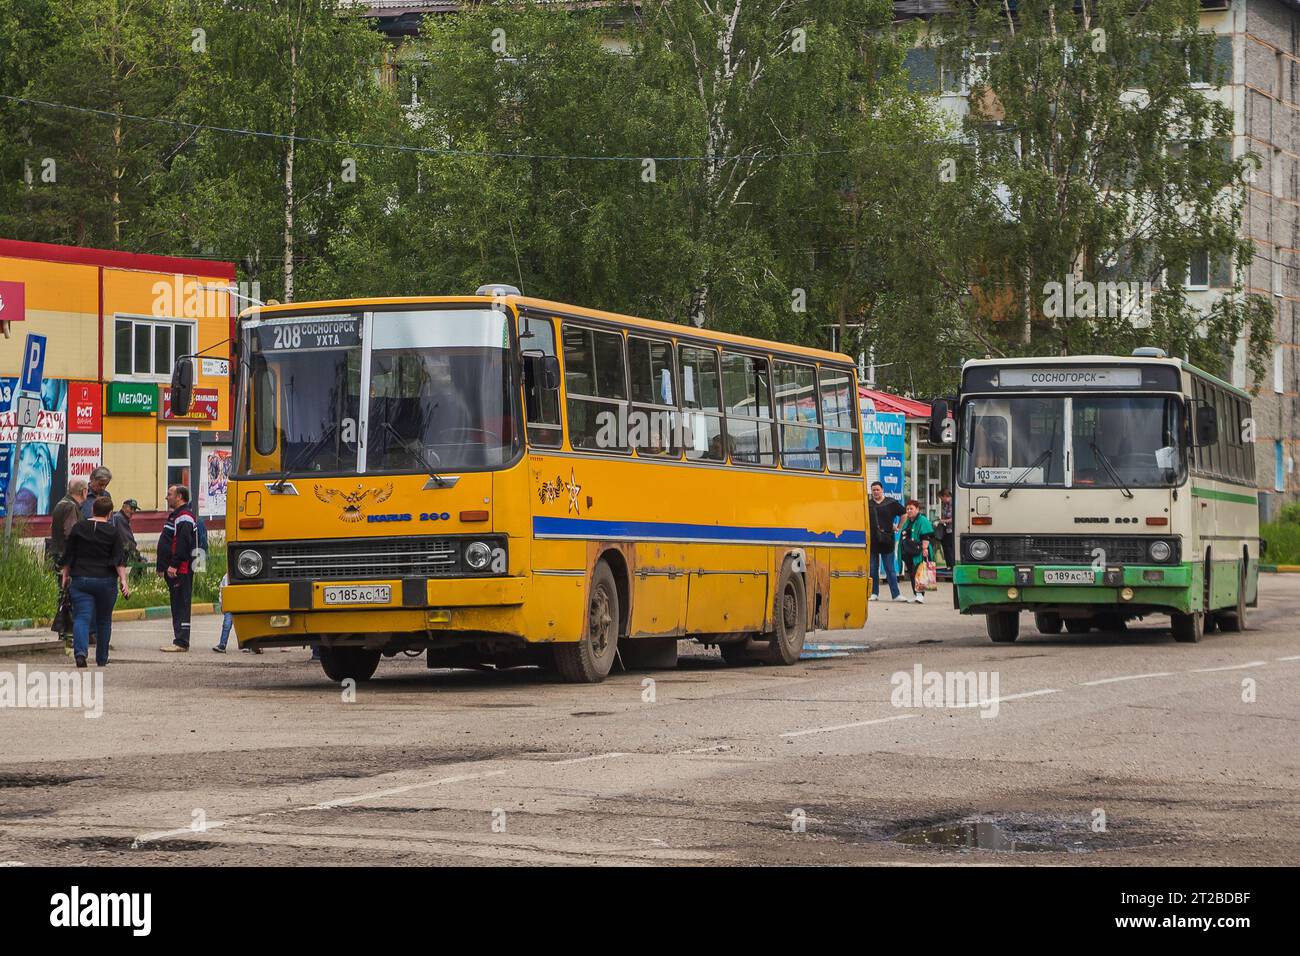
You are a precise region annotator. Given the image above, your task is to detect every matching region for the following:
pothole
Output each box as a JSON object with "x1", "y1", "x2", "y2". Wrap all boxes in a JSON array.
[
  {"x1": 0, "y1": 773, "x2": 95, "y2": 789},
  {"x1": 42, "y1": 836, "x2": 216, "y2": 852},
  {"x1": 894, "y1": 817, "x2": 1092, "y2": 853}
]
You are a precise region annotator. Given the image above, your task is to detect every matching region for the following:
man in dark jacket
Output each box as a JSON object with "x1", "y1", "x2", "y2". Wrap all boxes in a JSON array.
[
  {"x1": 110, "y1": 498, "x2": 140, "y2": 564},
  {"x1": 867, "y1": 481, "x2": 906, "y2": 601},
  {"x1": 158, "y1": 484, "x2": 198, "y2": 652}
]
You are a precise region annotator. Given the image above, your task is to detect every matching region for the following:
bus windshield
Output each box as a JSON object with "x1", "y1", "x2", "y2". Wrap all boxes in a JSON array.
[
  {"x1": 238, "y1": 308, "x2": 516, "y2": 476},
  {"x1": 963, "y1": 394, "x2": 1183, "y2": 488}
]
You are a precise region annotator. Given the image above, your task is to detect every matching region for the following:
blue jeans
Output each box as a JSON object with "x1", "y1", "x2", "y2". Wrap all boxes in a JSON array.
[
  {"x1": 217, "y1": 612, "x2": 234, "y2": 648},
  {"x1": 71, "y1": 576, "x2": 117, "y2": 665},
  {"x1": 870, "y1": 550, "x2": 900, "y2": 599}
]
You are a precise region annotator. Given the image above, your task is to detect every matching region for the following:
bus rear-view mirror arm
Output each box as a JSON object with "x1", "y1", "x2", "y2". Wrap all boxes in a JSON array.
[{"x1": 929, "y1": 397, "x2": 956, "y2": 444}]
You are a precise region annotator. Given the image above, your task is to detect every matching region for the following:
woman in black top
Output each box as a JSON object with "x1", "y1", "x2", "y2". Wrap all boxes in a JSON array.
[{"x1": 59, "y1": 495, "x2": 130, "y2": 667}]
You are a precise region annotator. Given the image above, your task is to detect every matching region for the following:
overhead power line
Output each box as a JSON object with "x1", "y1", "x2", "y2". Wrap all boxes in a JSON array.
[{"x1": 0, "y1": 93, "x2": 851, "y2": 164}]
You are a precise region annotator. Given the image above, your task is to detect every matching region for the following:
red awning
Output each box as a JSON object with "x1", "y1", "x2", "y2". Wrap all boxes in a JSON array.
[{"x1": 859, "y1": 387, "x2": 931, "y2": 419}]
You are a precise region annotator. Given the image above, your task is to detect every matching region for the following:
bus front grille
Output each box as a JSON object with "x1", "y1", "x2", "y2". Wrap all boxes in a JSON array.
[
  {"x1": 979, "y1": 535, "x2": 1155, "y2": 565},
  {"x1": 267, "y1": 537, "x2": 462, "y2": 579}
]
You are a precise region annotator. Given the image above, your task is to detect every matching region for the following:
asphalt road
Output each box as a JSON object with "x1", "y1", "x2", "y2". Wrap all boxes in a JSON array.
[{"x1": 1, "y1": 576, "x2": 1297, "y2": 866}]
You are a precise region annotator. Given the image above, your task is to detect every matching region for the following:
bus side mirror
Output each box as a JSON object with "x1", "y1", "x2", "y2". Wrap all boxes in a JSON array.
[
  {"x1": 929, "y1": 399, "x2": 955, "y2": 444},
  {"x1": 171, "y1": 358, "x2": 195, "y2": 416},
  {"x1": 523, "y1": 352, "x2": 560, "y2": 390},
  {"x1": 1195, "y1": 405, "x2": 1218, "y2": 446}
]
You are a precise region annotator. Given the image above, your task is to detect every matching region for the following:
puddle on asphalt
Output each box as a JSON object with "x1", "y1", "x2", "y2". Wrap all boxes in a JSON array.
[{"x1": 895, "y1": 821, "x2": 1062, "y2": 853}]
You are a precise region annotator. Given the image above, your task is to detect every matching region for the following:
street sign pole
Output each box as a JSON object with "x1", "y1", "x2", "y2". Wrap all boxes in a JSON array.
[{"x1": 3, "y1": 422, "x2": 23, "y2": 540}]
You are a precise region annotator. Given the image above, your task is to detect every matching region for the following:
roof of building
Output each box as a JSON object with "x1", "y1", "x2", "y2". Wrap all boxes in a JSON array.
[
  {"x1": 860, "y1": 386, "x2": 931, "y2": 418},
  {"x1": 0, "y1": 238, "x2": 235, "y2": 280}
]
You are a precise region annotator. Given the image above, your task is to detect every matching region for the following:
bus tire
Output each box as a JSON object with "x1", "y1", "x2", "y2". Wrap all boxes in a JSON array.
[
  {"x1": 1170, "y1": 610, "x2": 1203, "y2": 643},
  {"x1": 554, "y1": 561, "x2": 620, "y2": 683},
  {"x1": 1034, "y1": 612, "x2": 1063, "y2": 635},
  {"x1": 763, "y1": 563, "x2": 807, "y2": 665},
  {"x1": 1064, "y1": 618, "x2": 1091, "y2": 635},
  {"x1": 1217, "y1": 560, "x2": 1249, "y2": 633},
  {"x1": 986, "y1": 611, "x2": 1019, "y2": 643},
  {"x1": 319, "y1": 645, "x2": 381, "y2": 683}
]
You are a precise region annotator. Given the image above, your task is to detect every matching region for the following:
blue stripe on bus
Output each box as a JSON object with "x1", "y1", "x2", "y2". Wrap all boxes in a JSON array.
[{"x1": 532, "y1": 515, "x2": 867, "y2": 546}]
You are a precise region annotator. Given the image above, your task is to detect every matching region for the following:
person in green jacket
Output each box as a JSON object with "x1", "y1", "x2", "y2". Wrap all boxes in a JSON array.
[{"x1": 898, "y1": 499, "x2": 935, "y2": 603}]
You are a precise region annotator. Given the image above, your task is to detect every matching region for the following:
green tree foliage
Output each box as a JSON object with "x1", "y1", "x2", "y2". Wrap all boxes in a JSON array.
[{"x1": 928, "y1": 0, "x2": 1273, "y2": 383}]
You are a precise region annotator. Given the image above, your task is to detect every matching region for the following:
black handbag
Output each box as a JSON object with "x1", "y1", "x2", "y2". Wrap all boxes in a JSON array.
[
  {"x1": 899, "y1": 522, "x2": 922, "y2": 559},
  {"x1": 51, "y1": 585, "x2": 73, "y2": 635}
]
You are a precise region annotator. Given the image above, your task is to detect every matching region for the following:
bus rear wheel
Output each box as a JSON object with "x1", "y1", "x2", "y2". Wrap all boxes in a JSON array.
[
  {"x1": 1034, "y1": 612, "x2": 1063, "y2": 635},
  {"x1": 1170, "y1": 610, "x2": 1203, "y2": 643},
  {"x1": 554, "y1": 561, "x2": 620, "y2": 683},
  {"x1": 763, "y1": 563, "x2": 807, "y2": 665},
  {"x1": 319, "y1": 645, "x2": 381, "y2": 683},
  {"x1": 986, "y1": 611, "x2": 1019, "y2": 643}
]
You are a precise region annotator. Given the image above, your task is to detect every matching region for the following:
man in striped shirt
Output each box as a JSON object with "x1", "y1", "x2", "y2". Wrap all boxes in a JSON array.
[{"x1": 157, "y1": 484, "x2": 197, "y2": 652}]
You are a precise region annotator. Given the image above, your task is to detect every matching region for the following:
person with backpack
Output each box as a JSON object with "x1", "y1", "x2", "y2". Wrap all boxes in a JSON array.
[{"x1": 898, "y1": 499, "x2": 936, "y2": 603}]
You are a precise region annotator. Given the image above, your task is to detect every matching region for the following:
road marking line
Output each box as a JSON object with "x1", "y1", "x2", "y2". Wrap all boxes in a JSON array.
[
  {"x1": 780, "y1": 714, "x2": 916, "y2": 738},
  {"x1": 1277, "y1": 655, "x2": 1300, "y2": 662},
  {"x1": 1189, "y1": 661, "x2": 1268, "y2": 673},
  {"x1": 551, "y1": 752, "x2": 629, "y2": 765},
  {"x1": 132, "y1": 822, "x2": 226, "y2": 848},
  {"x1": 672, "y1": 745, "x2": 732, "y2": 754},
  {"x1": 299, "y1": 769, "x2": 508, "y2": 810},
  {"x1": 1080, "y1": 672, "x2": 1174, "y2": 686},
  {"x1": 983, "y1": 688, "x2": 1060, "y2": 704}
]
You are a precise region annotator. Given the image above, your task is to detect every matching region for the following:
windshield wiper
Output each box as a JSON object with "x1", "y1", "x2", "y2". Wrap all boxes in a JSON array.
[
  {"x1": 380, "y1": 421, "x2": 449, "y2": 488},
  {"x1": 999, "y1": 447, "x2": 1054, "y2": 498},
  {"x1": 1089, "y1": 441, "x2": 1133, "y2": 499},
  {"x1": 271, "y1": 422, "x2": 339, "y2": 492}
]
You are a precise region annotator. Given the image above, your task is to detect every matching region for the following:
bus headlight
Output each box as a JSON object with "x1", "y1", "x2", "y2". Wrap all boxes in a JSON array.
[
  {"x1": 464, "y1": 541, "x2": 492, "y2": 571},
  {"x1": 968, "y1": 539, "x2": 991, "y2": 561},
  {"x1": 236, "y1": 549, "x2": 263, "y2": 578},
  {"x1": 1149, "y1": 540, "x2": 1172, "y2": 562}
]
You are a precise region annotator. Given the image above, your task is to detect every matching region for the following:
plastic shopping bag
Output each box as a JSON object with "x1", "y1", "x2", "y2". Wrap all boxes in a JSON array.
[{"x1": 914, "y1": 561, "x2": 938, "y2": 592}]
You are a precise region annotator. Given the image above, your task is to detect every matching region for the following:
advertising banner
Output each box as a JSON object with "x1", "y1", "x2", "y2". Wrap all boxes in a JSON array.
[
  {"x1": 159, "y1": 386, "x2": 218, "y2": 421},
  {"x1": 200, "y1": 446, "x2": 232, "y2": 518},
  {"x1": 107, "y1": 382, "x2": 157, "y2": 415},
  {"x1": 67, "y1": 433, "x2": 102, "y2": 484},
  {"x1": 0, "y1": 377, "x2": 68, "y2": 517},
  {"x1": 69, "y1": 381, "x2": 103, "y2": 433}
]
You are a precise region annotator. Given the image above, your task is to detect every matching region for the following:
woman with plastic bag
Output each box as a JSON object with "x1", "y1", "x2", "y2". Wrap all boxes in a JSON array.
[{"x1": 898, "y1": 500, "x2": 936, "y2": 604}]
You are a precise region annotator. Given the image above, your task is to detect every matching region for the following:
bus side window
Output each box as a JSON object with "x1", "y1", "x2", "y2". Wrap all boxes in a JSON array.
[
  {"x1": 563, "y1": 324, "x2": 628, "y2": 452},
  {"x1": 678, "y1": 345, "x2": 724, "y2": 461},
  {"x1": 819, "y1": 366, "x2": 860, "y2": 474},
  {"x1": 721, "y1": 351, "x2": 776, "y2": 466},
  {"x1": 521, "y1": 315, "x2": 562, "y2": 448}
]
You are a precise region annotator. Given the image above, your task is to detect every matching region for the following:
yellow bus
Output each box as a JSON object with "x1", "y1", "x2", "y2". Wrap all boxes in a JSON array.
[{"x1": 171, "y1": 287, "x2": 870, "y2": 682}]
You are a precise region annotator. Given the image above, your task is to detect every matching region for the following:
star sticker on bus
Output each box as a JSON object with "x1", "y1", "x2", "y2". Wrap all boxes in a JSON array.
[
  {"x1": 566, "y1": 468, "x2": 582, "y2": 514},
  {"x1": 314, "y1": 482, "x2": 393, "y2": 522}
]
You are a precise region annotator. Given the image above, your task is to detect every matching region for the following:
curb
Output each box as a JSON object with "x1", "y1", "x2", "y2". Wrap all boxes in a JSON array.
[
  {"x1": 0, "y1": 603, "x2": 219, "y2": 634},
  {"x1": 1272, "y1": 564, "x2": 1300, "y2": 573},
  {"x1": 0, "y1": 638, "x2": 62, "y2": 657}
]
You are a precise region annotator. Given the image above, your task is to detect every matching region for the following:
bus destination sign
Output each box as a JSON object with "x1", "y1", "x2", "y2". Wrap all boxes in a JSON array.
[
  {"x1": 258, "y1": 314, "x2": 361, "y2": 352},
  {"x1": 998, "y1": 367, "x2": 1143, "y2": 388}
]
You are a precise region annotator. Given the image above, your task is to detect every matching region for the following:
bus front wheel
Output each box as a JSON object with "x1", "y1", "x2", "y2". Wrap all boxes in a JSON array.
[
  {"x1": 554, "y1": 561, "x2": 621, "y2": 683},
  {"x1": 1217, "y1": 561, "x2": 1249, "y2": 633},
  {"x1": 319, "y1": 645, "x2": 381, "y2": 683},
  {"x1": 1170, "y1": 610, "x2": 1203, "y2": 643},
  {"x1": 986, "y1": 611, "x2": 1019, "y2": 643}
]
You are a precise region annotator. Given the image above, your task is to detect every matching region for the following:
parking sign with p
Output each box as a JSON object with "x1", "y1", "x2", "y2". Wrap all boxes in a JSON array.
[{"x1": 20, "y1": 333, "x2": 46, "y2": 394}]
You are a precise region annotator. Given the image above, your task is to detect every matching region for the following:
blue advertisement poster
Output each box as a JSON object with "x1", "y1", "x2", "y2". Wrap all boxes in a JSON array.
[
  {"x1": 863, "y1": 409, "x2": 906, "y2": 501},
  {"x1": 0, "y1": 376, "x2": 68, "y2": 518}
]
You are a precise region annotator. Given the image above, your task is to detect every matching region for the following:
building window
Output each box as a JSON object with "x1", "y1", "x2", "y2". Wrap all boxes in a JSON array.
[
  {"x1": 115, "y1": 317, "x2": 194, "y2": 380},
  {"x1": 167, "y1": 430, "x2": 192, "y2": 497},
  {"x1": 1276, "y1": 440, "x2": 1286, "y2": 492},
  {"x1": 1184, "y1": 250, "x2": 1210, "y2": 290},
  {"x1": 1276, "y1": 345, "x2": 1285, "y2": 394}
]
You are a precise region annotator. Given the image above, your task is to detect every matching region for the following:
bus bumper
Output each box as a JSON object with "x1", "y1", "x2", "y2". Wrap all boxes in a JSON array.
[
  {"x1": 221, "y1": 576, "x2": 582, "y2": 644},
  {"x1": 953, "y1": 564, "x2": 1195, "y2": 614}
]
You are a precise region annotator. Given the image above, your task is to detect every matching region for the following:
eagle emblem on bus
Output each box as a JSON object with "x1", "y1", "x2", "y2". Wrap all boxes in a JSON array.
[{"x1": 314, "y1": 482, "x2": 394, "y2": 522}]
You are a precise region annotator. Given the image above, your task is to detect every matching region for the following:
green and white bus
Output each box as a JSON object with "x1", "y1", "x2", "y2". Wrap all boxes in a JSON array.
[{"x1": 934, "y1": 349, "x2": 1260, "y2": 644}]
